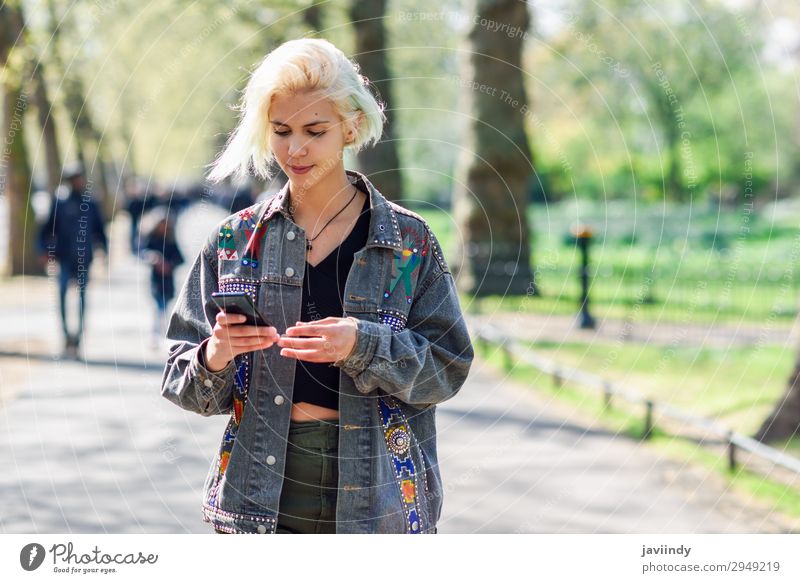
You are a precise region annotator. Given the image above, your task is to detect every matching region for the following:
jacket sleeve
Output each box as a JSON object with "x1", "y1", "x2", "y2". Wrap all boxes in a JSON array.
[
  {"x1": 334, "y1": 259, "x2": 474, "y2": 409},
  {"x1": 160, "y1": 230, "x2": 236, "y2": 416}
]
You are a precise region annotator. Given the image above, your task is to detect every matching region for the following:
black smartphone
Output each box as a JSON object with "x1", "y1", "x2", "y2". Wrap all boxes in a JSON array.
[{"x1": 206, "y1": 292, "x2": 272, "y2": 327}]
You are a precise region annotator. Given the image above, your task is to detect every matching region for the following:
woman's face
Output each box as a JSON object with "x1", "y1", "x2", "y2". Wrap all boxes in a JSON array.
[{"x1": 268, "y1": 91, "x2": 353, "y2": 192}]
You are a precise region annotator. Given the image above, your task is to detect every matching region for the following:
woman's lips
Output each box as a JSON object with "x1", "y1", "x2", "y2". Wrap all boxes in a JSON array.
[{"x1": 288, "y1": 164, "x2": 313, "y2": 174}]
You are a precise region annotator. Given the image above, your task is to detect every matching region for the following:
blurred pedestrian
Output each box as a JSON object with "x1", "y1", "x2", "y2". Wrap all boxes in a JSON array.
[
  {"x1": 139, "y1": 208, "x2": 184, "y2": 348},
  {"x1": 124, "y1": 176, "x2": 155, "y2": 254},
  {"x1": 38, "y1": 162, "x2": 108, "y2": 359}
]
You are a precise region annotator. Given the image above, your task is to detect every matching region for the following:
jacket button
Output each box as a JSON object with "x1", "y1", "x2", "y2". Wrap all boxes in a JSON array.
[
  {"x1": 273, "y1": 395, "x2": 285, "y2": 405},
  {"x1": 266, "y1": 455, "x2": 276, "y2": 465},
  {"x1": 286, "y1": 231, "x2": 296, "y2": 241},
  {"x1": 203, "y1": 379, "x2": 214, "y2": 388},
  {"x1": 284, "y1": 267, "x2": 295, "y2": 277},
  {"x1": 257, "y1": 525, "x2": 267, "y2": 534}
]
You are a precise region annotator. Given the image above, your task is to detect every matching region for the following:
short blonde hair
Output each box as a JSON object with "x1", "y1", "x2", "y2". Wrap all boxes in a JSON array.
[{"x1": 207, "y1": 38, "x2": 386, "y2": 183}]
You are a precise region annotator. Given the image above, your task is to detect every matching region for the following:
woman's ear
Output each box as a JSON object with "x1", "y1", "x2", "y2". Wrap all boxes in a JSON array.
[{"x1": 347, "y1": 111, "x2": 365, "y2": 143}]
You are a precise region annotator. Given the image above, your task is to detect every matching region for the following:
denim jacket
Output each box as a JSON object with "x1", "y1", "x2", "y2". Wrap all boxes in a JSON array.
[{"x1": 161, "y1": 169, "x2": 474, "y2": 534}]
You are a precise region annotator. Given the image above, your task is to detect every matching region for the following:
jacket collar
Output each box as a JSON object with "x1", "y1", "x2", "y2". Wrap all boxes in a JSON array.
[{"x1": 262, "y1": 169, "x2": 403, "y2": 251}]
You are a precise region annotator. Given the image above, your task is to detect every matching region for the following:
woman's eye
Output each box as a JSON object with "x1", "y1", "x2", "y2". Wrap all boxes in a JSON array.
[{"x1": 272, "y1": 130, "x2": 325, "y2": 137}]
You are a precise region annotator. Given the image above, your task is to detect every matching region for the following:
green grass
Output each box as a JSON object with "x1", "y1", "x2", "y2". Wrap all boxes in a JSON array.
[
  {"x1": 516, "y1": 338, "x2": 795, "y2": 436},
  {"x1": 475, "y1": 338, "x2": 800, "y2": 521},
  {"x1": 419, "y1": 202, "x2": 800, "y2": 325}
]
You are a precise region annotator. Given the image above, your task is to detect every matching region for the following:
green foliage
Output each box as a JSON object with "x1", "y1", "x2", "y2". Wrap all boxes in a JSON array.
[
  {"x1": 524, "y1": 339, "x2": 793, "y2": 436},
  {"x1": 531, "y1": 0, "x2": 797, "y2": 202},
  {"x1": 16, "y1": 0, "x2": 800, "y2": 204}
]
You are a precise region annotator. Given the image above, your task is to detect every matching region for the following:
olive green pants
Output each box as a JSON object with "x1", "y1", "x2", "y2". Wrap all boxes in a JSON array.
[{"x1": 215, "y1": 419, "x2": 339, "y2": 534}]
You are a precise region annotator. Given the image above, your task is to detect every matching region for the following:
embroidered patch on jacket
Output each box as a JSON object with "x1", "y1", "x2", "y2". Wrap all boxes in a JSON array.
[
  {"x1": 383, "y1": 230, "x2": 428, "y2": 304},
  {"x1": 208, "y1": 278, "x2": 258, "y2": 507},
  {"x1": 238, "y1": 208, "x2": 267, "y2": 268},
  {"x1": 217, "y1": 279, "x2": 259, "y2": 299},
  {"x1": 378, "y1": 396, "x2": 423, "y2": 534},
  {"x1": 208, "y1": 355, "x2": 251, "y2": 507},
  {"x1": 217, "y1": 222, "x2": 238, "y2": 261},
  {"x1": 377, "y1": 308, "x2": 408, "y2": 333}
]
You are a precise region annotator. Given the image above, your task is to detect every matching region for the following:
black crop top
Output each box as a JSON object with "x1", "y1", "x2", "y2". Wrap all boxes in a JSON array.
[{"x1": 291, "y1": 193, "x2": 370, "y2": 410}]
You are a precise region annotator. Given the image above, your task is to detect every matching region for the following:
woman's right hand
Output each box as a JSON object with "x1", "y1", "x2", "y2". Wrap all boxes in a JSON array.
[{"x1": 204, "y1": 311, "x2": 280, "y2": 372}]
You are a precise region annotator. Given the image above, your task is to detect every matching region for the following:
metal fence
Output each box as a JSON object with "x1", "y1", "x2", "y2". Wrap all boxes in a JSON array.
[{"x1": 474, "y1": 324, "x2": 800, "y2": 478}]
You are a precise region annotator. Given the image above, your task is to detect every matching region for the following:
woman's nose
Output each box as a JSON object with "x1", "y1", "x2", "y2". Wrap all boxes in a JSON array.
[{"x1": 287, "y1": 137, "x2": 308, "y2": 158}]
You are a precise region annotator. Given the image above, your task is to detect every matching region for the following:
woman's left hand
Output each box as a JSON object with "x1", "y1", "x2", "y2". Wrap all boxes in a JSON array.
[{"x1": 277, "y1": 316, "x2": 358, "y2": 363}]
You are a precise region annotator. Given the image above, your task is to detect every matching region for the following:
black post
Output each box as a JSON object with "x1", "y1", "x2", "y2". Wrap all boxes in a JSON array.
[
  {"x1": 603, "y1": 382, "x2": 613, "y2": 409},
  {"x1": 572, "y1": 224, "x2": 596, "y2": 329},
  {"x1": 728, "y1": 432, "x2": 737, "y2": 472},
  {"x1": 642, "y1": 400, "x2": 654, "y2": 440}
]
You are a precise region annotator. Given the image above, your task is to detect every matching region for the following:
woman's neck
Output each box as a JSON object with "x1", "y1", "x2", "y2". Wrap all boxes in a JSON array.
[{"x1": 288, "y1": 168, "x2": 356, "y2": 223}]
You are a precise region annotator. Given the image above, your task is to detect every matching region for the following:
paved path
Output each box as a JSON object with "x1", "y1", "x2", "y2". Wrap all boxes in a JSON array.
[
  {"x1": 436, "y1": 360, "x2": 797, "y2": 533},
  {"x1": 0, "y1": 203, "x2": 797, "y2": 533}
]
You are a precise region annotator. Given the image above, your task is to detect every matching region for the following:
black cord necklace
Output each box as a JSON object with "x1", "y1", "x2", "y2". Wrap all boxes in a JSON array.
[{"x1": 289, "y1": 185, "x2": 359, "y2": 252}]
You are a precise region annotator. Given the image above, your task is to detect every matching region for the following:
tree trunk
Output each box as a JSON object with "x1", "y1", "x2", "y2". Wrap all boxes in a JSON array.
[
  {"x1": 452, "y1": 0, "x2": 534, "y2": 295},
  {"x1": 46, "y1": 0, "x2": 109, "y2": 208},
  {"x1": 349, "y1": 0, "x2": 404, "y2": 201},
  {"x1": 117, "y1": 91, "x2": 136, "y2": 178},
  {"x1": 31, "y1": 63, "x2": 61, "y2": 195},
  {"x1": 303, "y1": 1, "x2": 323, "y2": 31},
  {"x1": 754, "y1": 12, "x2": 800, "y2": 444},
  {"x1": 2, "y1": 89, "x2": 38, "y2": 276},
  {"x1": 0, "y1": 1, "x2": 40, "y2": 276},
  {"x1": 754, "y1": 352, "x2": 800, "y2": 443}
]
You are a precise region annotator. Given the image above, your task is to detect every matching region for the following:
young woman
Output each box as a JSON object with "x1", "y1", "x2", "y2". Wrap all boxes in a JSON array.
[{"x1": 161, "y1": 38, "x2": 473, "y2": 534}]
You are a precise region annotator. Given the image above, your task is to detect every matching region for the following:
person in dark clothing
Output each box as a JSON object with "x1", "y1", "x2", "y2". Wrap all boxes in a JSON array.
[
  {"x1": 38, "y1": 163, "x2": 108, "y2": 359},
  {"x1": 139, "y1": 208, "x2": 184, "y2": 347},
  {"x1": 124, "y1": 176, "x2": 156, "y2": 253}
]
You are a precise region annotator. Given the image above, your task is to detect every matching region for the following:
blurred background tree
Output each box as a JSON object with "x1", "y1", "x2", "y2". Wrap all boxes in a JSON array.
[
  {"x1": 349, "y1": 0, "x2": 404, "y2": 202},
  {"x1": 1, "y1": 0, "x2": 38, "y2": 276},
  {"x1": 534, "y1": 0, "x2": 785, "y2": 203},
  {"x1": 452, "y1": 0, "x2": 535, "y2": 296}
]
